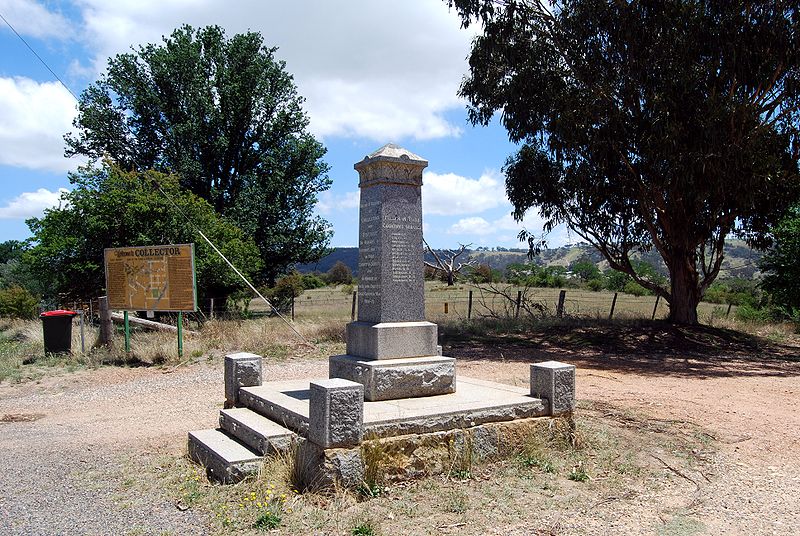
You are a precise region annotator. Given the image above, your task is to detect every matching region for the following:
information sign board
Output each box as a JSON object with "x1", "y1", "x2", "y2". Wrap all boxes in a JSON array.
[{"x1": 104, "y1": 244, "x2": 197, "y2": 312}]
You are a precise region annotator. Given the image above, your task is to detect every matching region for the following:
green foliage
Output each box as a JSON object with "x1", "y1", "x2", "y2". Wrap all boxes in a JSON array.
[
  {"x1": 326, "y1": 261, "x2": 353, "y2": 286},
  {"x1": 704, "y1": 278, "x2": 762, "y2": 307},
  {"x1": 623, "y1": 281, "x2": 650, "y2": 297},
  {"x1": 265, "y1": 272, "x2": 305, "y2": 312},
  {"x1": 761, "y1": 206, "x2": 800, "y2": 318},
  {"x1": 25, "y1": 164, "x2": 261, "y2": 302},
  {"x1": 449, "y1": 0, "x2": 800, "y2": 323},
  {"x1": 0, "y1": 286, "x2": 38, "y2": 319},
  {"x1": 569, "y1": 258, "x2": 600, "y2": 282},
  {"x1": 253, "y1": 511, "x2": 282, "y2": 530},
  {"x1": 351, "y1": 520, "x2": 379, "y2": 536},
  {"x1": 299, "y1": 273, "x2": 326, "y2": 290},
  {"x1": 506, "y1": 262, "x2": 569, "y2": 288},
  {"x1": 66, "y1": 25, "x2": 332, "y2": 283},
  {"x1": 467, "y1": 263, "x2": 495, "y2": 283},
  {"x1": 604, "y1": 270, "x2": 631, "y2": 292}
]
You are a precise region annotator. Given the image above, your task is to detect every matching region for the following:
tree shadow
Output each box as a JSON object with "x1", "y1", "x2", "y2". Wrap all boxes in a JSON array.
[{"x1": 441, "y1": 319, "x2": 800, "y2": 379}]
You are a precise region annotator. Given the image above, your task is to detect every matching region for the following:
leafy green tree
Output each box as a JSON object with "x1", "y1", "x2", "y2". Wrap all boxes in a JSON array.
[
  {"x1": 326, "y1": 261, "x2": 353, "y2": 286},
  {"x1": 568, "y1": 257, "x2": 601, "y2": 282},
  {"x1": 448, "y1": 0, "x2": 800, "y2": 323},
  {"x1": 25, "y1": 164, "x2": 261, "y2": 302},
  {"x1": 65, "y1": 25, "x2": 332, "y2": 283},
  {"x1": 0, "y1": 286, "x2": 39, "y2": 319},
  {"x1": 761, "y1": 206, "x2": 800, "y2": 317}
]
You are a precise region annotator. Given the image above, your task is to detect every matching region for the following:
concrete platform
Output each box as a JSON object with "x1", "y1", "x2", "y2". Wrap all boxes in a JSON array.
[{"x1": 240, "y1": 376, "x2": 547, "y2": 439}]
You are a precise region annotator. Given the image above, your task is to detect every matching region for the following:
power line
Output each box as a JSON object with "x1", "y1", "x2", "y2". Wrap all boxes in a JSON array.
[{"x1": 0, "y1": 10, "x2": 311, "y2": 345}]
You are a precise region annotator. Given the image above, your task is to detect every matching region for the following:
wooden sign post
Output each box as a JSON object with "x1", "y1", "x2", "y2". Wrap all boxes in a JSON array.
[{"x1": 104, "y1": 244, "x2": 197, "y2": 358}]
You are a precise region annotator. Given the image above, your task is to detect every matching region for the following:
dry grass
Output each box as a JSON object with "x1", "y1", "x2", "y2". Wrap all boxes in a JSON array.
[
  {"x1": 118, "y1": 403, "x2": 714, "y2": 535},
  {"x1": 0, "y1": 315, "x2": 346, "y2": 384}
]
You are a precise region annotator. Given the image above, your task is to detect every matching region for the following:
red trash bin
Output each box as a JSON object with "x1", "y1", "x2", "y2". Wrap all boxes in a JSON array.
[{"x1": 40, "y1": 310, "x2": 77, "y2": 353}]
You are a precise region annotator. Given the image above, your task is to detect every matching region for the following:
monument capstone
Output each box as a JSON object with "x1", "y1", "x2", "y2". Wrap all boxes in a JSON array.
[{"x1": 329, "y1": 143, "x2": 456, "y2": 401}]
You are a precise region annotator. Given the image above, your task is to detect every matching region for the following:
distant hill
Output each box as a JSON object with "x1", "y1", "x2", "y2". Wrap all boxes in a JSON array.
[{"x1": 296, "y1": 240, "x2": 763, "y2": 280}]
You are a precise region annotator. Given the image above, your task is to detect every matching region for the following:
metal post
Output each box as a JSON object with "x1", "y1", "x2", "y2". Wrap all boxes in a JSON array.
[
  {"x1": 651, "y1": 295, "x2": 661, "y2": 320},
  {"x1": 98, "y1": 296, "x2": 113, "y2": 347},
  {"x1": 557, "y1": 290, "x2": 566, "y2": 318},
  {"x1": 88, "y1": 299, "x2": 93, "y2": 327},
  {"x1": 79, "y1": 310, "x2": 85, "y2": 354},
  {"x1": 468, "y1": 290, "x2": 473, "y2": 319},
  {"x1": 177, "y1": 311, "x2": 184, "y2": 358},
  {"x1": 123, "y1": 310, "x2": 131, "y2": 354},
  {"x1": 515, "y1": 290, "x2": 522, "y2": 318},
  {"x1": 726, "y1": 303, "x2": 733, "y2": 318},
  {"x1": 291, "y1": 295, "x2": 295, "y2": 321},
  {"x1": 609, "y1": 292, "x2": 618, "y2": 320},
  {"x1": 351, "y1": 291, "x2": 357, "y2": 321}
]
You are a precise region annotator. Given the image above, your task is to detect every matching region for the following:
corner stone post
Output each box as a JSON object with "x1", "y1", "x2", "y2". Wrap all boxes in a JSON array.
[
  {"x1": 530, "y1": 361, "x2": 576, "y2": 416},
  {"x1": 308, "y1": 379, "x2": 364, "y2": 448},
  {"x1": 224, "y1": 352, "x2": 263, "y2": 408}
]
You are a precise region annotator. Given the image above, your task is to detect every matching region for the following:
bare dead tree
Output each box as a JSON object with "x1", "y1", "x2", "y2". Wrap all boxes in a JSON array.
[
  {"x1": 470, "y1": 282, "x2": 550, "y2": 320},
  {"x1": 423, "y1": 239, "x2": 475, "y2": 286}
]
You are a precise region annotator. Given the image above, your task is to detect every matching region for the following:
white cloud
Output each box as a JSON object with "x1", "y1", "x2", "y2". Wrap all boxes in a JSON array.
[
  {"x1": 447, "y1": 216, "x2": 492, "y2": 236},
  {"x1": 0, "y1": 77, "x2": 80, "y2": 172},
  {"x1": 0, "y1": 187, "x2": 69, "y2": 219},
  {"x1": 73, "y1": 0, "x2": 474, "y2": 141},
  {"x1": 423, "y1": 170, "x2": 505, "y2": 216},
  {"x1": 317, "y1": 190, "x2": 359, "y2": 215},
  {"x1": 0, "y1": 0, "x2": 74, "y2": 39}
]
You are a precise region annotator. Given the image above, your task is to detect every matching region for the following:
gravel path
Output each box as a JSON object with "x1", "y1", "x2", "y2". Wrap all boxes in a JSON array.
[{"x1": 1, "y1": 350, "x2": 799, "y2": 535}]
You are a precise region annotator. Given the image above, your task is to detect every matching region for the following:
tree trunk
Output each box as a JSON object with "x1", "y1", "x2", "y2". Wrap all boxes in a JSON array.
[
  {"x1": 668, "y1": 260, "x2": 700, "y2": 324},
  {"x1": 447, "y1": 271, "x2": 455, "y2": 286}
]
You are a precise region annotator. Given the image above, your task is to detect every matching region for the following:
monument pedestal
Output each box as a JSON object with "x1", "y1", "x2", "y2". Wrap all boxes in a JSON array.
[
  {"x1": 345, "y1": 321, "x2": 438, "y2": 360},
  {"x1": 329, "y1": 354, "x2": 455, "y2": 402}
]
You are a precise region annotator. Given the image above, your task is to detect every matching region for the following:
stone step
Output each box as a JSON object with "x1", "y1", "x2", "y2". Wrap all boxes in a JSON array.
[
  {"x1": 239, "y1": 384, "x2": 310, "y2": 435},
  {"x1": 187, "y1": 429, "x2": 262, "y2": 484},
  {"x1": 219, "y1": 407, "x2": 296, "y2": 455}
]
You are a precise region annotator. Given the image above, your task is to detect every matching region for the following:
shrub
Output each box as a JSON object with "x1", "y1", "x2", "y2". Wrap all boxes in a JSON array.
[
  {"x1": 623, "y1": 280, "x2": 650, "y2": 297},
  {"x1": 300, "y1": 273, "x2": 326, "y2": 290},
  {"x1": 326, "y1": 261, "x2": 353, "y2": 286},
  {"x1": 265, "y1": 272, "x2": 305, "y2": 312},
  {"x1": 0, "y1": 286, "x2": 39, "y2": 319}
]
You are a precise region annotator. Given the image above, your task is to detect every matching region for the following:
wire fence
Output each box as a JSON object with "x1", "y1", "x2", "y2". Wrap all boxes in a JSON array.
[{"x1": 281, "y1": 285, "x2": 737, "y2": 323}]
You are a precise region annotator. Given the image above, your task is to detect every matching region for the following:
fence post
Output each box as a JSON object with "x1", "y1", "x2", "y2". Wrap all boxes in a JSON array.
[
  {"x1": 78, "y1": 309, "x2": 85, "y2": 354},
  {"x1": 98, "y1": 296, "x2": 113, "y2": 347},
  {"x1": 726, "y1": 303, "x2": 733, "y2": 318},
  {"x1": 515, "y1": 290, "x2": 522, "y2": 318},
  {"x1": 210, "y1": 298, "x2": 215, "y2": 320},
  {"x1": 467, "y1": 290, "x2": 473, "y2": 320},
  {"x1": 351, "y1": 291, "x2": 357, "y2": 321},
  {"x1": 444, "y1": 302, "x2": 449, "y2": 314},
  {"x1": 651, "y1": 295, "x2": 661, "y2": 320},
  {"x1": 291, "y1": 295, "x2": 295, "y2": 321},
  {"x1": 556, "y1": 290, "x2": 566, "y2": 318},
  {"x1": 609, "y1": 292, "x2": 618, "y2": 320}
]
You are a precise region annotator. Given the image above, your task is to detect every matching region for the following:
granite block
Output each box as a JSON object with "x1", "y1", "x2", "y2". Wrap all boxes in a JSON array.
[
  {"x1": 224, "y1": 352, "x2": 262, "y2": 408},
  {"x1": 530, "y1": 361, "x2": 576, "y2": 415},
  {"x1": 308, "y1": 379, "x2": 364, "y2": 448},
  {"x1": 346, "y1": 321, "x2": 438, "y2": 359},
  {"x1": 329, "y1": 354, "x2": 456, "y2": 401}
]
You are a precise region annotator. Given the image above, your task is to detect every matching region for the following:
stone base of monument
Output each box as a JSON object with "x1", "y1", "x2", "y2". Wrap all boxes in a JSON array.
[
  {"x1": 187, "y1": 354, "x2": 576, "y2": 486},
  {"x1": 329, "y1": 354, "x2": 456, "y2": 401}
]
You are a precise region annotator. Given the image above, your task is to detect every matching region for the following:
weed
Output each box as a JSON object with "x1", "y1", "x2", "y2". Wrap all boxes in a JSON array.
[
  {"x1": 568, "y1": 462, "x2": 590, "y2": 482},
  {"x1": 518, "y1": 453, "x2": 556, "y2": 473},
  {"x1": 445, "y1": 489, "x2": 468, "y2": 514},
  {"x1": 351, "y1": 518, "x2": 379, "y2": 536},
  {"x1": 254, "y1": 510, "x2": 282, "y2": 530},
  {"x1": 359, "y1": 436, "x2": 388, "y2": 498},
  {"x1": 447, "y1": 431, "x2": 474, "y2": 479}
]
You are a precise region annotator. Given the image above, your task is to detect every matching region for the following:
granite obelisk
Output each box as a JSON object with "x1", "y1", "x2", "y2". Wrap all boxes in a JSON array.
[{"x1": 329, "y1": 144, "x2": 456, "y2": 401}]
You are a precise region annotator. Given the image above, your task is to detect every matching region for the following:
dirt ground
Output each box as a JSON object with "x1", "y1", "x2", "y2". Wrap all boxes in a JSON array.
[{"x1": 1, "y1": 322, "x2": 799, "y2": 535}]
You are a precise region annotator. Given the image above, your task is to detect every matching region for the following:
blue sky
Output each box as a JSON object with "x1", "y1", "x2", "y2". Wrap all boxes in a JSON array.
[{"x1": 0, "y1": 0, "x2": 571, "y2": 250}]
